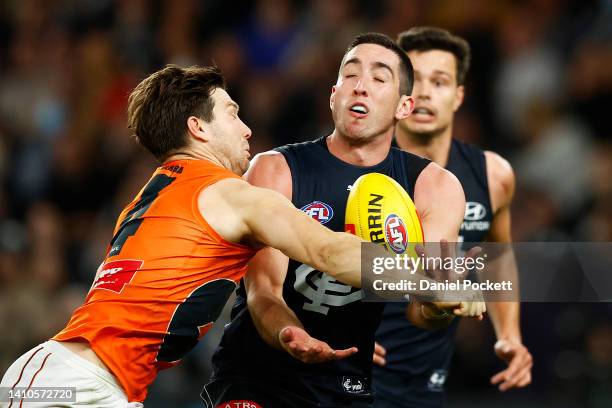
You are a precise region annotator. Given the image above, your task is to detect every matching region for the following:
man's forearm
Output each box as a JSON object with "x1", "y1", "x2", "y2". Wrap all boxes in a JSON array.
[
  {"x1": 247, "y1": 294, "x2": 303, "y2": 350},
  {"x1": 488, "y1": 301, "x2": 521, "y2": 341},
  {"x1": 406, "y1": 301, "x2": 456, "y2": 330}
]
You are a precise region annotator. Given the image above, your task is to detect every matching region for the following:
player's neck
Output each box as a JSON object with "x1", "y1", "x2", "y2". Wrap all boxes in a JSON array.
[
  {"x1": 164, "y1": 149, "x2": 225, "y2": 169},
  {"x1": 395, "y1": 127, "x2": 453, "y2": 167},
  {"x1": 326, "y1": 130, "x2": 392, "y2": 166}
]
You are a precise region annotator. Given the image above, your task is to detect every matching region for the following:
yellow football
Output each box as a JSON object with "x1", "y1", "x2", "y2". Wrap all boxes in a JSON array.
[{"x1": 345, "y1": 173, "x2": 424, "y2": 255}]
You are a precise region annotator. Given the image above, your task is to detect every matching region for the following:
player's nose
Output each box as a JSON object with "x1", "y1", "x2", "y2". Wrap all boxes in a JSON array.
[
  {"x1": 414, "y1": 81, "x2": 430, "y2": 100},
  {"x1": 352, "y1": 80, "x2": 367, "y2": 97},
  {"x1": 240, "y1": 119, "x2": 252, "y2": 139}
]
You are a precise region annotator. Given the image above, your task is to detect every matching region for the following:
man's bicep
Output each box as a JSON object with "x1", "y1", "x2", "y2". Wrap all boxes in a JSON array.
[{"x1": 415, "y1": 163, "x2": 466, "y2": 242}]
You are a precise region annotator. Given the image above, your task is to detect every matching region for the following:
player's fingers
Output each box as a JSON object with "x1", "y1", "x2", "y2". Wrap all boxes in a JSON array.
[
  {"x1": 499, "y1": 364, "x2": 532, "y2": 391},
  {"x1": 453, "y1": 302, "x2": 466, "y2": 316},
  {"x1": 493, "y1": 353, "x2": 528, "y2": 387},
  {"x1": 374, "y1": 342, "x2": 386, "y2": 357},
  {"x1": 516, "y1": 371, "x2": 532, "y2": 388},
  {"x1": 373, "y1": 353, "x2": 386, "y2": 366},
  {"x1": 279, "y1": 327, "x2": 292, "y2": 343},
  {"x1": 465, "y1": 245, "x2": 482, "y2": 260},
  {"x1": 490, "y1": 369, "x2": 506, "y2": 385},
  {"x1": 333, "y1": 347, "x2": 358, "y2": 360},
  {"x1": 440, "y1": 239, "x2": 451, "y2": 265}
]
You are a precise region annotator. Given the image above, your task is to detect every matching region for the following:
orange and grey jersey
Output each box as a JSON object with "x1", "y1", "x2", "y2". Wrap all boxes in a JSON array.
[{"x1": 54, "y1": 159, "x2": 256, "y2": 402}]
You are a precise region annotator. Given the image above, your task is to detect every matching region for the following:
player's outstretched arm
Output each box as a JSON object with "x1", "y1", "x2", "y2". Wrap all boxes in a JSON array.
[
  {"x1": 411, "y1": 163, "x2": 486, "y2": 323},
  {"x1": 244, "y1": 247, "x2": 357, "y2": 362},
  {"x1": 485, "y1": 151, "x2": 532, "y2": 391},
  {"x1": 241, "y1": 153, "x2": 357, "y2": 362}
]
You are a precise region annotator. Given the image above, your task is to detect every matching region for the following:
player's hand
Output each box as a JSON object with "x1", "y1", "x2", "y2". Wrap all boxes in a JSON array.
[
  {"x1": 491, "y1": 338, "x2": 533, "y2": 391},
  {"x1": 278, "y1": 326, "x2": 358, "y2": 364},
  {"x1": 451, "y1": 299, "x2": 486, "y2": 320},
  {"x1": 372, "y1": 341, "x2": 386, "y2": 366},
  {"x1": 422, "y1": 301, "x2": 483, "y2": 320},
  {"x1": 416, "y1": 240, "x2": 486, "y2": 319}
]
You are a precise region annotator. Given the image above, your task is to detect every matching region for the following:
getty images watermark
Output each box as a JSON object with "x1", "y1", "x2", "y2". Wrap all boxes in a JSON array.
[
  {"x1": 361, "y1": 242, "x2": 612, "y2": 302},
  {"x1": 371, "y1": 252, "x2": 513, "y2": 293}
]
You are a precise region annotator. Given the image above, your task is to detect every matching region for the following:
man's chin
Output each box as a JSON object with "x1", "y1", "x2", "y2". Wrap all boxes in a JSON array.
[{"x1": 403, "y1": 123, "x2": 444, "y2": 139}]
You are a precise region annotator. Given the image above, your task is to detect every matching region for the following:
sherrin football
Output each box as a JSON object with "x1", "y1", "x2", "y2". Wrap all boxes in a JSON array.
[{"x1": 345, "y1": 173, "x2": 424, "y2": 256}]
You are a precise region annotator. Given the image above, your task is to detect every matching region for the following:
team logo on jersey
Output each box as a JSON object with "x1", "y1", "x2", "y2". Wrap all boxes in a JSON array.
[
  {"x1": 294, "y1": 264, "x2": 362, "y2": 315},
  {"x1": 300, "y1": 201, "x2": 334, "y2": 224},
  {"x1": 384, "y1": 214, "x2": 408, "y2": 254},
  {"x1": 92, "y1": 259, "x2": 143, "y2": 294},
  {"x1": 341, "y1": 377, "x2": 367, "y2": 394},
  {"x1": 461, "y1": 202, "x2": 490, "y2": 232},
  {"x1": 465, "y1": 201, "x2": 487, "y2": 221},
  {"x1": 216, "y1": 401, "x2": 262, "y2": 408},
  {"x1": 427, "y1": 369, "x2": 448, "y2": 392}
]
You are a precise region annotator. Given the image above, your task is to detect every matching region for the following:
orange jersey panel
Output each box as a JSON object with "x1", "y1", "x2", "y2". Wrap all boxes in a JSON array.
[{"x1": 53, "y1": 159, "x2": 256, "y2": 402}]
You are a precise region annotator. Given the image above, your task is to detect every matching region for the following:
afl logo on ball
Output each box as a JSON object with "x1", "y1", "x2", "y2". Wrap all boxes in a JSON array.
[
  {"x1": 384, "y1": 214, "x2": 408, "y2": 254},
  {"x1": 301, "y1": 201, "x2": 334, "y2": 224}
]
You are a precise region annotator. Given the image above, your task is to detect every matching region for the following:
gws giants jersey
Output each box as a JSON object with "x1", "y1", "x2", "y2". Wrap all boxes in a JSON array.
[{"x1": 54, "y1": 159, "x2": 256, "y2": 402}]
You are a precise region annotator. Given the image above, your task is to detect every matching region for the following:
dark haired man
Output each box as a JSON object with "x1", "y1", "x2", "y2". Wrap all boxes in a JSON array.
[
  {"x1": 372, "y1": 27, "x2": 533, "y2": 408},
  {"x1": 0, "y1": 64, "x2": 422, "y2": 407},
  {"x1": 205, "y1": 33, "x2": 483, "y2": 408}
]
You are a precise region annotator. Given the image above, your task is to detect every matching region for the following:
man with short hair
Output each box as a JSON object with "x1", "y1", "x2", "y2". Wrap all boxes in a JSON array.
[
  {"x1": 372, "y1": 27, "x2": 533, "y2": 408},
  {"x1": 1, "y1": 64, "x2": 409, "y2": 407},
  {"x1": 205, "y1": 33, "x2": 483, "y2": 408}
]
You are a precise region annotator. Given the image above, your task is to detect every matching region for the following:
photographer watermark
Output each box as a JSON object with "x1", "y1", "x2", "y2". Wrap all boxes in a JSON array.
[{"x1": 361, "y1": 242, "x2": 612, "y2": 302}]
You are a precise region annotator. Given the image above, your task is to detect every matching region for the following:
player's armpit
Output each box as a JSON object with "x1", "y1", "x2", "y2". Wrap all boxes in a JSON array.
[{"x1": 243, "y1": 151, "x2": 292, "y2": 199}]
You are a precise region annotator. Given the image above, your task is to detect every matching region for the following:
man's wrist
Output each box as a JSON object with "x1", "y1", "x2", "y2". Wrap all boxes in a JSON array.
[{"x1": 421, "y1": 303, "x2": 453, "y2": 320}]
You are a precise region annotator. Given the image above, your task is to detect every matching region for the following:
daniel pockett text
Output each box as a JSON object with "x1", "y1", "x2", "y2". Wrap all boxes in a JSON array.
[{"x1": 371, "y1": 253, "x2": 512, "y2": 292}]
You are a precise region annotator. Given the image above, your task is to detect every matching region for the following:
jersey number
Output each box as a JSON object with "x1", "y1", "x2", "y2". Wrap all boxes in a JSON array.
[{"x1": 108, "y1": 174, "x2": 176, "y2": 256}]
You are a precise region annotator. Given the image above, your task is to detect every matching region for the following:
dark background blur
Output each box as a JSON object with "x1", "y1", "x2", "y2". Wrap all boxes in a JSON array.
[{"x1": 0, "y1": 0, "x2": 610, "y2": 407}]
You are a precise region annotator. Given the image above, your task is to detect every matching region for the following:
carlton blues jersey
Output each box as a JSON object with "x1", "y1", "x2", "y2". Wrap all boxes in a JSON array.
[
  {"x1": 373, "y1": 139, "x2": 493, "y2": 407},
  {"x1": 212, "y1": 136, "x2": 430, "y2": 405},
  {"x1": 54, "y1": 159, "x2": 256, "y2": 402}
]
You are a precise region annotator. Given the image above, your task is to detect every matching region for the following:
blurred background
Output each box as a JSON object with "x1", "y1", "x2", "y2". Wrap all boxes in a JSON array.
[{"x1": 0, "y1": 0, "x2": 610, "y2": 406}]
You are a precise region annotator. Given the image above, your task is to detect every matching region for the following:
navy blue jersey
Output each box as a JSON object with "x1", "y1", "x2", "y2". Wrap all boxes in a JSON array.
[
  {"x1": 211, "y1": 136, "x2": 430, "y2": 406},
  {"x1": 373, "y1": 139, "x2": 493, "y2": 407}
]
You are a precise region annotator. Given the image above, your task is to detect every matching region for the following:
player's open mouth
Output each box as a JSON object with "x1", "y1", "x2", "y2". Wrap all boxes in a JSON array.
[
  {"x1": 412, "y1": 107, "x2": 435, "y2": 120},
  {"x1": 349, "y1": 103, "x2": 369, "y2": 117}
]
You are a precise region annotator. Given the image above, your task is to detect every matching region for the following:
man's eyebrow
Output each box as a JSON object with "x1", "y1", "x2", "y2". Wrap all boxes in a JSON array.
[
  {"x1": 226, "y1": 101, "x2": 239, "y2": 112},
  {"x1": 343, "y1": 58, "x2": 394, "y2": 77},
  {"x1": 343, "y1": 57, "x2": 361, "y2": 68},
  {"x1": 372, "y1": 61, "x2": 394, "y2": 77},
  {"x1": 415, "y1": 69, "x2": 452, "y2": 78}
]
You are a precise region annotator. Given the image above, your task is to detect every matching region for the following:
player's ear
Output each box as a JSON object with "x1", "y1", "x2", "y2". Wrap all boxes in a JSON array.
[
  {"x1": 453, "y1": 85, "x2": 465, "y2": 112},
  {"x1": 329, "y1": 86, "x2": 336, "y2": 110},
  {"x1": 396, "y1": 95, "x2": 414, "y2": 120},
  {"x1": 187, "y1": 116, "x2": 209, "y2": 142}
]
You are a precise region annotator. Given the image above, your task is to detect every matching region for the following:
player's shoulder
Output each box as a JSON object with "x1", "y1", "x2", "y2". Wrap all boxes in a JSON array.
[
  {"x1": 419, "y1": 160, "x2": 462, "y2": 192},
  {"x1": 245, "y1": 150, "x2": 292, "y2": 196},
  {"x1": 390, "y1": 144, "x2": 429, "y2": 162},
  {"x1": 484, "y1": 151, "x2": 515, "y2": 191},
  {"x1": 274, "y1": 137, "x2": 325, "y2": 156},
  {"x1": 450, "y1": 137, "x2": 487, "y2": 160}
]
